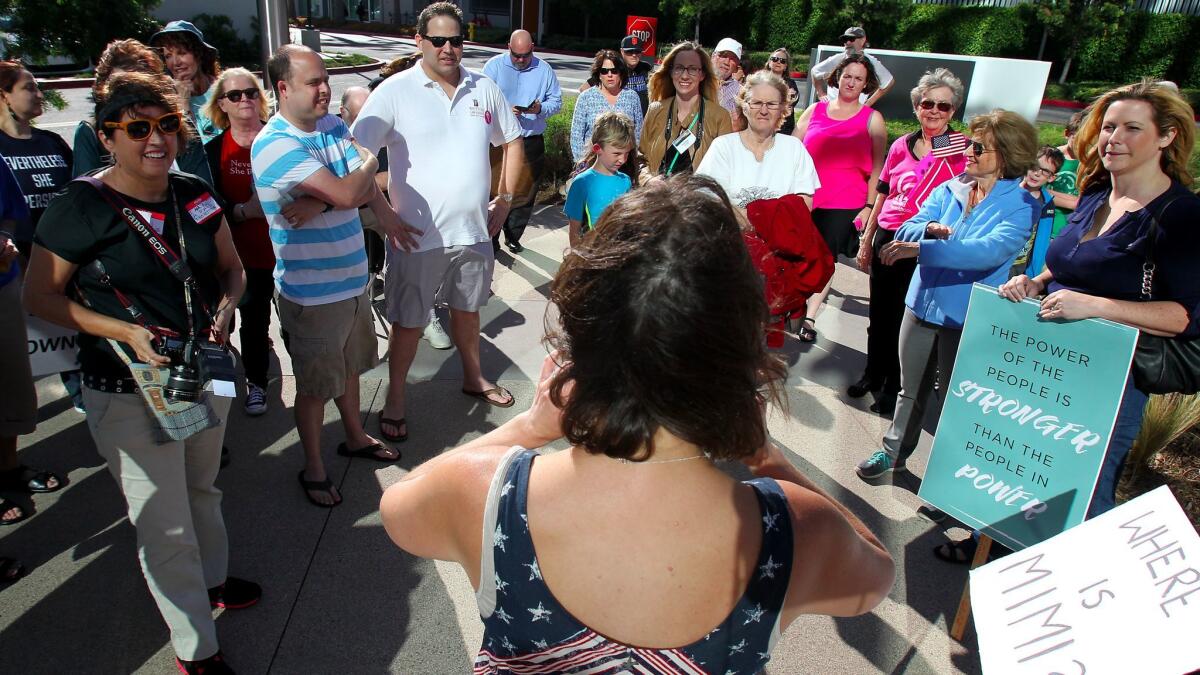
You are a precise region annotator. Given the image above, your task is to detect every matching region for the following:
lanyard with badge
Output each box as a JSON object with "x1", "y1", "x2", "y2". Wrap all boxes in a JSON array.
[{"x1": 660, "y1": 96, "x2": 705, "y2": 177}]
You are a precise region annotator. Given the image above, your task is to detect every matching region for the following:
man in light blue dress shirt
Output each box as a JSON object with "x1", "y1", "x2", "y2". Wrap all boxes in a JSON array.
[{"x1": 482, "y1": 30, "x2": 562, "y2": 254}]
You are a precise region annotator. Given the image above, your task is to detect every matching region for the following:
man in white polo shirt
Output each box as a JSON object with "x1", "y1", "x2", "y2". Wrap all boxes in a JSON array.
[{"x1": 351, "y1": 1, "x2": 524, "y2": 443}]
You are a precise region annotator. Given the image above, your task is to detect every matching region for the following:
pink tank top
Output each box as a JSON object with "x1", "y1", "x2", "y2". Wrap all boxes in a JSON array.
[{"x1": 803, "y1": 101, "x2": 874, "y2": 209}]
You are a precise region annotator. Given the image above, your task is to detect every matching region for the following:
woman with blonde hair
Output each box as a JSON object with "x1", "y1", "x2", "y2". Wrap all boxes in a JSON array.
[
  {"x1": 639, "y1": 41, "x2": 732, "y2": 180},
  {"x1": 1000, "y1": 81, "x2": 1200, "y2": 522},
  {"x1": 764, "y1": 47, "x2": 799, "y2": 135},
  {"x1": 202, "y1": 68, "x2": 279, "y2": 417}
]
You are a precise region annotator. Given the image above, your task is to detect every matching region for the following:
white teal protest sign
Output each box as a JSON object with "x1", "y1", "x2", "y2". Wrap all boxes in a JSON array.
[
  {"x1": 971, "y1": 486, "x2": 1200, "y2": 675},
  {"x1": 918, "y1": 284, "x2": 1137, "y2": 550}
]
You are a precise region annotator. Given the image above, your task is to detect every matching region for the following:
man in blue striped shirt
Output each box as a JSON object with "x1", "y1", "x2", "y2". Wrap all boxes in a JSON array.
[{"x1": 252, "y1": 44, "x2": 419, "y2": 507}]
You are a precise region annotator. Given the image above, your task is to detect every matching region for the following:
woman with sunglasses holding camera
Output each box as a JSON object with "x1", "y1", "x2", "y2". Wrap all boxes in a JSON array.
[
  {"x1": 851, "y1": 69, "x2": 968, "y2": 416},
  {"x1": 203, "y1": 68, "x2": 281, "y2": 418},
  {"x1": 24, "y1": 72, "x2": 255, "y2": 675}
]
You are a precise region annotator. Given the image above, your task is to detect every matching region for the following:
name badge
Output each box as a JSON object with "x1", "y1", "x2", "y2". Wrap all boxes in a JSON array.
[
  {"x1": 186, "y1": 193, "x2": 222, "y2": 225},
  {"x1": 672, "y1": 129, "x2": 697, "y2": 154}
]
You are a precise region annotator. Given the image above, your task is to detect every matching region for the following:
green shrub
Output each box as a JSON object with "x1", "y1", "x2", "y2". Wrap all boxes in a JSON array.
[{"x1": 544, "y1": 96, "x2": 576, "y2": 184}]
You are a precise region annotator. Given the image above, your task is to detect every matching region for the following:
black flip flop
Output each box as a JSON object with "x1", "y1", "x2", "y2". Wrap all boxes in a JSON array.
[
  {"x1": 336, "y1": 441, "x2": 400, "y2": 463},
  {"x1": 0, "y1": 556, "x2": 25, "y2": 584},
  {"x1": 0, "y1": 465, "x2": 66, "y2": 494},
  {"x1": 0, "y1": 498, "x2": 29, "y2": 527},
  {"x1": 297, "y1": 470, "x2": 342, "y2": 508},
  {"x1": 379, "y1": 416, "x2": 408, "y2": 443}
]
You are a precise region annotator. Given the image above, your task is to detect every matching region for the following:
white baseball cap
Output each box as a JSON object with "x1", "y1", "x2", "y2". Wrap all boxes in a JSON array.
[{"x1": 713, "y1": 37, "x2": 742, "y2": 59}]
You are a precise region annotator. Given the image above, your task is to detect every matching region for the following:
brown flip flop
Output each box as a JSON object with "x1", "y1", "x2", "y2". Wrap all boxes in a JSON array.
[{"x1": 462, "y1": 386, "x2": 515, "y2": 408}]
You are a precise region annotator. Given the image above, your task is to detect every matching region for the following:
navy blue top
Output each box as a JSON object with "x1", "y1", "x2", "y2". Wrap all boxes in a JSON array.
[
  {"x1": 1045, "y1": 181, "x2": 1200, "y2": 337},
  {"x1": 476, "y1": 450, "x2": 794, "y2": 675}
]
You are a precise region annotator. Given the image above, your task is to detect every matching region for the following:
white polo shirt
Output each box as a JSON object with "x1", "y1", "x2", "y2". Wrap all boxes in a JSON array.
[{"x1": 351, "y1": 64, "x2": 521, "y2": 252}]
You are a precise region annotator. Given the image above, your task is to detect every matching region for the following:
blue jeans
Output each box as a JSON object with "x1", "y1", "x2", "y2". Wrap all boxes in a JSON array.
[{"x1": 1085, "y1": 376, "x2": 1149, "y2": 519}]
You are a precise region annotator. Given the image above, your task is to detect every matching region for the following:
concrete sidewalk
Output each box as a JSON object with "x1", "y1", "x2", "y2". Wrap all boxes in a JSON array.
[{"x1": 0, "y1": 205, "x2": 981, "y2": 674}]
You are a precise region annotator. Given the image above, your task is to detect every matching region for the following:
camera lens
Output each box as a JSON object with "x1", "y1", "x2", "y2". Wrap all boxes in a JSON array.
[{"x1": 164, "y1": 364, "x2": 202, "y2": 403}]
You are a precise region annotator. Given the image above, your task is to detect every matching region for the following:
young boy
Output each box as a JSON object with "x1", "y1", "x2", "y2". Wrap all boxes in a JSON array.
[
  {"x1": 1011, "y1": 145, "x2": 1066, "y2": 278},
  {"x1": 1047, "y1": 111, "x2": 1083, "y2": 237},
  {"x1": 564, "y1": 112, "x2": 635, "y2": 248}
]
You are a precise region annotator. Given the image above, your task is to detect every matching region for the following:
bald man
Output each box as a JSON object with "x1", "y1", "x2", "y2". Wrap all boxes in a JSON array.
[{"x1": 482, "y1": 29, "x2": 561, "y2": 254}]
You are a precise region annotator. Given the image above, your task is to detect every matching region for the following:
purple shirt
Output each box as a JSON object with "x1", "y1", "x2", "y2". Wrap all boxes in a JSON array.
[{"x1": 1045, "y1": 181, "x2": 1200, "y2": 337}]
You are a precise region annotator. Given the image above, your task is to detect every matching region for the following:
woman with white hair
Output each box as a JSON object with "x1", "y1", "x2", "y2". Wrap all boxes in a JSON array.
[
  {"x1": 696, "y1": 71, "x2": 819, "y2": 210},
  {"x1": 850, "y1": 68, "x2": 968, "y2": 416}
]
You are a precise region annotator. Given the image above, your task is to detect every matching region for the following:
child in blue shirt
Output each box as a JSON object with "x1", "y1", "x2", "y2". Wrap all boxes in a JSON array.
[
  {"x1": 564, "y1": 111, "x2": 635, "y2": 247},
  {"x1": 1011, "y1": 145, "x2": 1065, "y2": 278}
]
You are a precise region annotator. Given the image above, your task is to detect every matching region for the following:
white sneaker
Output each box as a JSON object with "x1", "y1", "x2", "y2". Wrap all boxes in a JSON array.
[
  {"x1": 244, "y1": 383, "x2": 267, "y2": 416},
  {"x1": 423, "y1": 310, "x2": 452, "y2": 349}
]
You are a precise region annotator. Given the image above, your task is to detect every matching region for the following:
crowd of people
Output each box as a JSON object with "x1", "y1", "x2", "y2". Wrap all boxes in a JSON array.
[{"x1": 0, "y1": 6, "x2": 1197, "y2": 674}]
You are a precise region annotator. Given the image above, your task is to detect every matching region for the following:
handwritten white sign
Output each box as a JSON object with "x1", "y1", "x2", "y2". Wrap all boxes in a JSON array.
[
  {"x1": 26, "y1": 314, "x2": 78, "y2": 377},
  {"x1": 971, "y1": 486, "x2": 1200, "y2": 674}
]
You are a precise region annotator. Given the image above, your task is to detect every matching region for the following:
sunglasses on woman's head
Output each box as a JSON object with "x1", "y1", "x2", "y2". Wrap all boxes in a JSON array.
[
  {"x1": 598, "y1": 67, "x2": 620, "y2": 75},
  {"x1": 421, "y1": 34, "x2": 464, "y2": 48},
  {"x1": 221, "y1": 87, "x2": 260, "y2": 103},
  {"x1": 103, "y1": 112, "x2": 184, "y2": 141},
  {"x1": 918, "y1": 99, "x2": 954, "y2": 113}
]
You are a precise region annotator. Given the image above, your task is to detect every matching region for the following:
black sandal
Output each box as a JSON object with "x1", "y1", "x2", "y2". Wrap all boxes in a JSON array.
[
  {"x1": 0, "y1": 556, "x2": 25, "y2": 584},
  {"x1": 0, "y1": 465, "x2": 66, "y2": 494},
  {"x1": 798, "y1": 317, "x2": 818, "y2": 343},
  {"x1": 336, "y1": 441, "x2": 399, "y2": 463},
  {"x1": 297, "y1": 470, "x2": 342, "y2": 508},
  {"x1": 933, "y1": 539, "x2": 978, "y2": 565},
  {"x1": 379, "y1": 416, "x2": 408, "y2": 443},
  {"x1": 0, "y1": 498, "x2": 29, "y2": 526}
]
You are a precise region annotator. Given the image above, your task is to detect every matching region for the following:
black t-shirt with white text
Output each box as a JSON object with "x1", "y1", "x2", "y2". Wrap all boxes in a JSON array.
[
  {"x1": 35, "y1": 171, "x2": 224, "y2": 381},
  {"x1": 0, "y1": 128, "x2": 72, "y2": 243}
]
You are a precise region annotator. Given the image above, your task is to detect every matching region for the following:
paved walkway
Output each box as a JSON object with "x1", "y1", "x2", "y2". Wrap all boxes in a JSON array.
[{"x1": 0, "y1": 206, "x2": 983, "y2": 673}]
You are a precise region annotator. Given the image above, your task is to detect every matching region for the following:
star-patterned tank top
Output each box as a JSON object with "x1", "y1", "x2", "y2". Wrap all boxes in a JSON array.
[{"x1": 474, "y1": 448, "x2": 794, "y2": 674}]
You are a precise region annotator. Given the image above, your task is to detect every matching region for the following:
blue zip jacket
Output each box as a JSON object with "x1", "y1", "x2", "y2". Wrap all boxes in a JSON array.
[{"x1": 896, "y1": 175, "x2": 1037, "y2": 328}]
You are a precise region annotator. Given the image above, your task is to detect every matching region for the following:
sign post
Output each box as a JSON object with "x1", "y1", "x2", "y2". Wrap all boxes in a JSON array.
[{"x1": 625, "y1": 16, "x2": 658, "y2": 57}]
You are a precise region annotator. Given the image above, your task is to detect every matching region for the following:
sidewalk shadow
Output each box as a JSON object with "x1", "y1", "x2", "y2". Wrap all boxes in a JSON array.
[{"x1": 770, "y1": 440, "x2": 982, "y2": 675}]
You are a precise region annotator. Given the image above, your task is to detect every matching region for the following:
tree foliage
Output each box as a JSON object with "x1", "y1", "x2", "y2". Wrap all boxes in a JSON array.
[
  {"x1": 0, "y1": 0, "x2": 162, "y2": 63},
  {"x1": 1032, "y1": 0, "x2": 1127, "y2": 82}
]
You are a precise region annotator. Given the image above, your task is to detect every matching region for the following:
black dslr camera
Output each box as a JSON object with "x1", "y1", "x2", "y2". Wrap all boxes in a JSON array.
[{"x1": 155, "y1": 337, "x2": 238, "y2": 402}]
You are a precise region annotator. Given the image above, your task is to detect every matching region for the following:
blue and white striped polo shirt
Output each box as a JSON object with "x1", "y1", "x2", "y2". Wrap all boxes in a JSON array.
[{"x1": 251, "y1": 113, "x2": 369, "y2": 306}]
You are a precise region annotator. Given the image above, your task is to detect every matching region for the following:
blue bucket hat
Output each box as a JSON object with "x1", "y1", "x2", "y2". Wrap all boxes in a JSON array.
[{"x1": 149, "y1": 20, "x2": 218, "y2": 57}]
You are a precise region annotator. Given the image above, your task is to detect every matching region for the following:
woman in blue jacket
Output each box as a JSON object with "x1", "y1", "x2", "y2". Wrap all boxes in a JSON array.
[{"x1": 855, "y1": 110, "x2": 1039, "y2": 489}]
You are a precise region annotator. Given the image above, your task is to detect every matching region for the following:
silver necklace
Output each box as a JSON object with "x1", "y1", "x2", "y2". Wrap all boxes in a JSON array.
[{"x1": 619, "y1": 454, "x2": 709, "y2": 465}]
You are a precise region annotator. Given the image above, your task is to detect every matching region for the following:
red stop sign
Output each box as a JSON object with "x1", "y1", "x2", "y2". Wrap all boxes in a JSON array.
[{"x1": 625, "y1": 16, "x2": 658, "y2": 57}]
